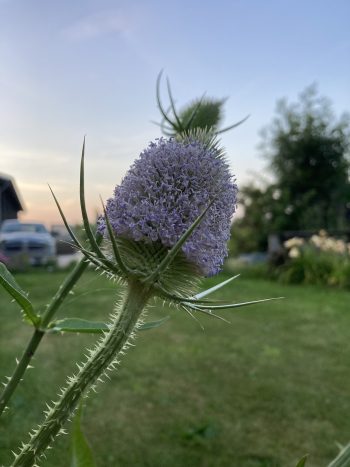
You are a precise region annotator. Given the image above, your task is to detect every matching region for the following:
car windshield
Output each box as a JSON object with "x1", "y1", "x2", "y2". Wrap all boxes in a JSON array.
[{"x1": 1, "y1": 223, "x2": 47, "y2": 234}]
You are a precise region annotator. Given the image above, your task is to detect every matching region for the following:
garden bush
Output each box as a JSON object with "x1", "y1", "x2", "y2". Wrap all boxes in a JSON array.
[{"x1": 278, "y1": 231, "x2": 350, "y2": 288}]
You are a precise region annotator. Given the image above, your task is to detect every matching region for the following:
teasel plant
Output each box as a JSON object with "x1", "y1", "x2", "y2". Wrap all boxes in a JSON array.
[
  {"x1": 0, "y1": 72, "x2": 247, "y2": 419},
  {"x1": 4, "y1": 133, "x2": 284, "y2": 467},
  {"x1": 154, "y1": 70, "x2": 249, "y2": 137}
]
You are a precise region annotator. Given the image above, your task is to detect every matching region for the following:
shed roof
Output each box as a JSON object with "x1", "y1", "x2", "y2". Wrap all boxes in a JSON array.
[{"x1": 0, "y1": 173, "x2": 24, "y2": 212}]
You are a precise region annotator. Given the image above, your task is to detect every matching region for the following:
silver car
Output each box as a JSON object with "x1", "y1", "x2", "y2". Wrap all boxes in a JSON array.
[{"x1": 0, "y1": 220, "x2": 56, "y2": 267}]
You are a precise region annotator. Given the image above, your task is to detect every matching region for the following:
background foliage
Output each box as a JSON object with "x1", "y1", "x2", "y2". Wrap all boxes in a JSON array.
[{"x1": 231, "y1": 86, "x2": 350, "y2": 255}]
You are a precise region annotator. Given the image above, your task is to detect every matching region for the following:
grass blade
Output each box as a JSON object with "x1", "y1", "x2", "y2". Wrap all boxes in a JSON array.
[
  {"x1": 295, "y1": 455, "x2": 308, "y2": 467},
  {"x1": 71, "y1": 403, "x2": 96, "y2": 467}
]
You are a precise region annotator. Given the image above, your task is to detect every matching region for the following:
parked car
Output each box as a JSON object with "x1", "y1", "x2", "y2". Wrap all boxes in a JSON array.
[{"x1": 0, "y1": 220, "x2": 56, "y2": 267}]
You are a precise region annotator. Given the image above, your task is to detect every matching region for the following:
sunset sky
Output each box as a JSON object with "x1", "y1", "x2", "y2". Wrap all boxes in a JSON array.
[{"x1": 1, "y1": 0, "x2": 350, "y2": 226}]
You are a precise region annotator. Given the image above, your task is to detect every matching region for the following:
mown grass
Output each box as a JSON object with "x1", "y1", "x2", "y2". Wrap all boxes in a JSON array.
[{"x1": 0, "y1": 269, "x2": 350, "y2": 466}]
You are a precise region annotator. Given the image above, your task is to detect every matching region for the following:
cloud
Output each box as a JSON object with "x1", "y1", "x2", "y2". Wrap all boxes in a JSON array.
[{"x1": 62, "y1": 10, "x2": 134, "y2": 41}]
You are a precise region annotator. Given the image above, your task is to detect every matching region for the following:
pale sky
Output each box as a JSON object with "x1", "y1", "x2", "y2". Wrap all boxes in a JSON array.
[{"x1": 1, "y1": 0, "x2": 350, "y2": 226}]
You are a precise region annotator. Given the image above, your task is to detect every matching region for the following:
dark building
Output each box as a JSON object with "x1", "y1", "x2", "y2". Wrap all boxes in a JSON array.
[{"x1": 0, "y1": 174, "x2": 24, "y2": 224}]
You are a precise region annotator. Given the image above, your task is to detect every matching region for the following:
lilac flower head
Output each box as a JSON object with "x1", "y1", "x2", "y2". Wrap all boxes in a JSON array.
[{"x1": 99, "y1": 138, "x2": 237, "y2": 276}]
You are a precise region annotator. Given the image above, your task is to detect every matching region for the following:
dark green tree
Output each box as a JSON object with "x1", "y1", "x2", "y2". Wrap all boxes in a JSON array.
[
  {"x1": 231, "y1": 85, "x2": 350, "y2": 253},
  {"x1": 262, "y1": 85, "x2": 350, "y2": 230}
]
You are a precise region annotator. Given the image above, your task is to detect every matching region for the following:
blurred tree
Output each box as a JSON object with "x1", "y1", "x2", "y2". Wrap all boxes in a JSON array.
[
  {"x1": 229, "y1": 185, "x2": 277, "y2": 255},
  {"x1": 262, "y1": 85, "x2": 350, "y2": 230},
  {"x1": 231, "y1": 85, "x2": 350, "y2": 253}
]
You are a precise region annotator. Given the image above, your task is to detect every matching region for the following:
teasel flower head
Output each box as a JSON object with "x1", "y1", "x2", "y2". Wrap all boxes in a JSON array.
[
  {"x1": 91, "y1": 133, "x2": 237, "y2": 298},
  {"x1": 98, "y1": 136, "x2": 237, "y2": 278}
]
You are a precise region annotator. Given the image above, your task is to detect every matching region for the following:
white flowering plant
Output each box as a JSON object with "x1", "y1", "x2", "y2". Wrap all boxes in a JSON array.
[{"x1": 282, "y1": 231, "x2": 350, "y2": 288}]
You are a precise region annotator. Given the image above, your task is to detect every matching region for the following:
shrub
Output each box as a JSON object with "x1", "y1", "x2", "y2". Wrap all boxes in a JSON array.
[{"x1": 279, "y1": 231, "x2": 350, "y2": 288}]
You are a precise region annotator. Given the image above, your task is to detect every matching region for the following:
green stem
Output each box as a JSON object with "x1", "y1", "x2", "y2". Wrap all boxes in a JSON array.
[
  {"x1": 0, "y1": 329, "x2": 44, "y2": 416},
  {"x1": 11, "y1": 279, "x2": 151, "y2": 467},
  {"x1": 0, "y1": 241, "x2": 98, "y2": 416}
]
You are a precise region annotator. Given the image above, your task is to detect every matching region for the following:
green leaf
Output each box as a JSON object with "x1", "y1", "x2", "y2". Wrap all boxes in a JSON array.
[
  {"x1": 50, "y1": 317, "x2": 170, "y2": 334},
  {"x1": 50, "y1": 318, "x2": 109, "y2": 334},
  {"x1": 138, "y1": 316, "x2": 170, "y2": 330},
  {"x1": 71, "y1": 404, "x2": 96, "y2": 467},
  {"x1": 0, "y1": 262, "x2": 40, "y2": 326},
  {"x1": 295, "y1": 455, "x2": 308, "y2": 467}
]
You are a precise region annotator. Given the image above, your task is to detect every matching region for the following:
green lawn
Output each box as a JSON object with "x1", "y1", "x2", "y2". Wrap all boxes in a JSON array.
[{"x1": 0, "y1": 269, "x2": 350, "y2": 467}]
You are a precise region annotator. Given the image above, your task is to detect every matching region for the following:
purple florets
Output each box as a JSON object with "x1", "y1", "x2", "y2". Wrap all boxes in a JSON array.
[{"x1": 99, "y1": 138, "x2": 237, "y2": 276}]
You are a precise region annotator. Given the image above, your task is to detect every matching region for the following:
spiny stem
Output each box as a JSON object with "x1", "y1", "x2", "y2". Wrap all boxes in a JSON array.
[
  {"x1": 0, "y1": 236, "x2": 101, "y2": 417},
  {"x1": 11, "y1": 280, "x2": 151, "y2": 467}
]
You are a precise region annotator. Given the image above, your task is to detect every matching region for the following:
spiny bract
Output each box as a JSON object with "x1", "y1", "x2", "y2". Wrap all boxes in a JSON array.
[{"x1": 99, "y1": 138, "x2": 237, "y2": 276}]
